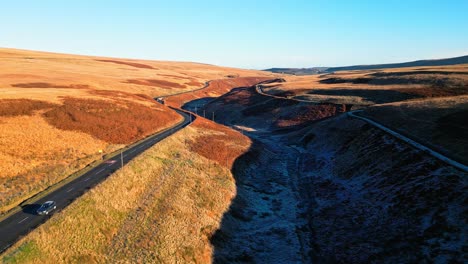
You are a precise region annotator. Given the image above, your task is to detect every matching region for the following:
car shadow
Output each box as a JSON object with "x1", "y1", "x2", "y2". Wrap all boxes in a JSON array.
[{"x1": 21, "y1": 204, "x2": 41, "y2": 215}]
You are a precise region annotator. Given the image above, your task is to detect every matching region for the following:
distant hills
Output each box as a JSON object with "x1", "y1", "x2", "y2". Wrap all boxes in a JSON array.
[
  {"x1": 264, "y1": 55, "x2": 468, "y2": 75},
  {"x1": 263, "y1": 67, "x2": 329, "y2": 75}
]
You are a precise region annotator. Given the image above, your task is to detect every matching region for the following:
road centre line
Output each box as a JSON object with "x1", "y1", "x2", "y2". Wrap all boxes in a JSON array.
[{"x1": 18, "y1": 217, "x2": 29, "y2": 224}]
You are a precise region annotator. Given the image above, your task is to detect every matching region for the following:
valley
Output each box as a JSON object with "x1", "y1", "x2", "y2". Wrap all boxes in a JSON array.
[
  {"x1": 1, "y1": 49, "x2": 466, "y2": 263},
  {"x1": 179, "y1": 78, "x2": 467, "y2": 262}
]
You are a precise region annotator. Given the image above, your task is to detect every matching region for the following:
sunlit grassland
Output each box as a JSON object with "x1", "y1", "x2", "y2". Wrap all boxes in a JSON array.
[{"x1": 2, "y1": 121, "x2": 246, "y2": 263}]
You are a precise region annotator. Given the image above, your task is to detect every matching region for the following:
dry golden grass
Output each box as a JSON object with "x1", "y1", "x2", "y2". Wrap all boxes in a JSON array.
[
  {"x1": 0, "y1": 114, "x2": 118, "y2": 215},
  {"x1": 0, "y1": 48, "x2": 274, "y2": 101},
  {"x1": 0, "y1": 96, "x2": 179, "y2": 214},
  {"x1": 1, "y1": 118, "x2": 251, "y2": 263},
  {"x1": 0, "y1": 47, "x2": 270, "y2": 215},
  {"x1": 263, "y1": 64, "x2": 468, "y2": 105}
]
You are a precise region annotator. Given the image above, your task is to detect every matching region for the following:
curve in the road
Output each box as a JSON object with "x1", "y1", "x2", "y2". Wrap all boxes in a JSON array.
[{"x1": 254, "y1": 82, "x2": 467, "y2": 172}]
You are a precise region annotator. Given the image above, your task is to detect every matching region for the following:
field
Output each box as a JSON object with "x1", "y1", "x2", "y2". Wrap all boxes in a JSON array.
[
  {"x1": 0, "y1": 48, "x2": 271, "y2": 215},
  {"x1": 261, "y1": 64, "x2": 468, "y2": 106},
  {"x1": 1, "y1": 116, "x2": 252, "y2": 263},
  {"x1": 0, "y1": 48, "x2": 274, "y2": 99}
]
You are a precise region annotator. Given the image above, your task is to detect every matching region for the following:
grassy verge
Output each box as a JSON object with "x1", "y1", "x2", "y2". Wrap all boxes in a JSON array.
[
  {"x1": 0, "y1": 115, "x2": 182, "y2": 222},
  {"x1": 2, "y1": 119, "x2": 243, "y2": 263}
]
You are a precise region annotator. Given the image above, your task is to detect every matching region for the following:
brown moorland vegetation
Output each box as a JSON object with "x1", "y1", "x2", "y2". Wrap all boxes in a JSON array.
[
  {"x1": 188, "y1": 118, "x2": 251, "y2": 168},
  {"x1": 165, "y1": 77, "x2": 273, "y2": 108},
  {"x1": 88, "y1": 89, "x2": 159, "y2": 106},
  {"x1": 2, "y1": 117, "x2": 250, "y2": 263},
  {"x1": 185, "y1": 80, "x2": 204, "y2": 87},
  {"x1": 0, "y1": 99, "x2": 55, "y2": 117},
  {"x1": 0, "y1": 114, "x2": 113, "y2": 215},
  {"x1": 202, "y1": 85, "x2": 347, "y2": 131},
  {"x1": 0, "y1": 95, "x2": 180, "y2": 214},
  {"x1": 0, "y1": 48, "x2": 274, "y2": 99},
  {"x1": 274, "y1": 104, "x2": 341, "y2": 127},
  {"x1": 43, "y1": 97, "x2": 181, "y2": 144},
  {"x1": 257, "y1": 65, "x2": 468, "y2": 163},
  {"x1": 0, "y1": 48, "x2": 271, "y2": 215},
  {"x1": 262, "y1": 64, "x2": 468, "y2": 105}
]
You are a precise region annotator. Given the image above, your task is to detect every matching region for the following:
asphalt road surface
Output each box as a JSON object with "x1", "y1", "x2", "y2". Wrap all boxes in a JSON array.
[{"x1": 0, "y1": 108, "x2": 194, "y2": 253}]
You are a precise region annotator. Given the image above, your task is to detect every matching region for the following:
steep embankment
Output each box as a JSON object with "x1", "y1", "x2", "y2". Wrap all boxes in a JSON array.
[
  {"x1": 291, "y1": 115, "x2": 467, "y2": 262},
  {"x1": 201, "y1": 85, "x2": 348, "y2": 131},
  {"x1": 164, "y1": 77, "x2": 273, "y2": 108},
  {"x1": 201, "y1": 82, "x2": 466, "y2": 262}
]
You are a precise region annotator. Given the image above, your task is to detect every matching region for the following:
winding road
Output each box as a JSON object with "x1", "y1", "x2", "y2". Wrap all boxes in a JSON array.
[
  {"x1": 348, "y1": 110, "x2": 468, "y2": 172},
  {"x1": 0, "y1": 108, "x2": 194, "y2": 253},
  {"x1": 255, "y1": 82, "x2": 467, "y2": 172}
]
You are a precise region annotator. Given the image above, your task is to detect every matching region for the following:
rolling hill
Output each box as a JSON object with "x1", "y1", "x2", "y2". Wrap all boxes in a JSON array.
[{"x1": 264, "y1": 55, "x2": 468, "y2": 75}]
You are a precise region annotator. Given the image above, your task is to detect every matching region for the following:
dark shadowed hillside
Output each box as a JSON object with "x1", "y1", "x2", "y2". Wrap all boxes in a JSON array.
[
  {"x1": 328, "y1": 55, "x2": 468, "y2": 72},
  {"x1": 264, "y1": 55, "x2": 468, "y2": 75}
]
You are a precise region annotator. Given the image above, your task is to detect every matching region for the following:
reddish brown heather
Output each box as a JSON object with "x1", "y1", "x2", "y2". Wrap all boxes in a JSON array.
[
  {"x1": 274, "y1": 104, "x2": 340, "y2": 128},
  {"x1": 95, "y1": 59, "x2": 155, "y2": 69},
  {"x1": 0, "y1": 99, "x2": 56, "y2": 117},
  {"x1": 189, "y1": 118, "x2": 251, "y2": 168},
  {"x1": 166, "y1": 77, "x2": 272, "y2": 108},
  {"x1": 126, "y1": 79, "x2": 186, "y2": 89},
  {"x1": 43, "y1": 98, "x2": 180, "y2": 144},
  {"x1": 11, "y1": 83, "x2": 90, "y2": 89},
  {"x1": 89, "y1": 90, "x2": 157, "y2": 104}
]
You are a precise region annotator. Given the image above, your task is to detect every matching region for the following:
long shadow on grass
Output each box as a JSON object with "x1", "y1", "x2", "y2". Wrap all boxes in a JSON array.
[
  {"x1": 181, "y1": 97, "x2": 217, "y2": 113},
  {"x1": 306, "y1": 88, "x2": 422, "y2": 104},
  {"x1": 209, "y1": 141, "x2": 264, "y2": 263},
  {"x1": 209, "y1": 134, "x2": 306, "y2": 262}
]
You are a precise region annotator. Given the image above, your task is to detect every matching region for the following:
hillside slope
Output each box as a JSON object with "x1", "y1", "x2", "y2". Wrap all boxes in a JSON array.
[
  {"x1": 292, "y1": 115, "x2": 467, "y2": 262},
  {"x1": 2, "y1": 118, "x2": 252, "y2": 263},
  {"x1": 328, "y1": 55, "x2": 468, "y2": 72},
  {"x1": 263, "y1": 55, "x2": 468, "y2": 75},
  {"x1": 193, "y1": 81, "x2": 466, "y2": 262},
  {"x1": 0, "y1": 48, "x2": 272, "y2": 215}
]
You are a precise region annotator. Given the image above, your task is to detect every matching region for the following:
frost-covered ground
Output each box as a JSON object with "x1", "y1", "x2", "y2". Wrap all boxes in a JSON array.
[
  {"x1": 296, "y1": 115, "x2": 467, "y2": 263},
  {"x1": 211, "y1": 140, "x2": 308, "y2": 263},
  {"x1": 200, "y1": 83, "x2": 466, "y2": 262},
  {"x1": 211, "y1": 113, "x2": 466, "y2": 263}
]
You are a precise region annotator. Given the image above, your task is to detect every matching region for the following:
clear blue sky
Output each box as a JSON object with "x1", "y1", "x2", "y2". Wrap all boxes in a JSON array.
[{"x1": 1, "y1": 0, "x2": 467, "y2": 69}]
